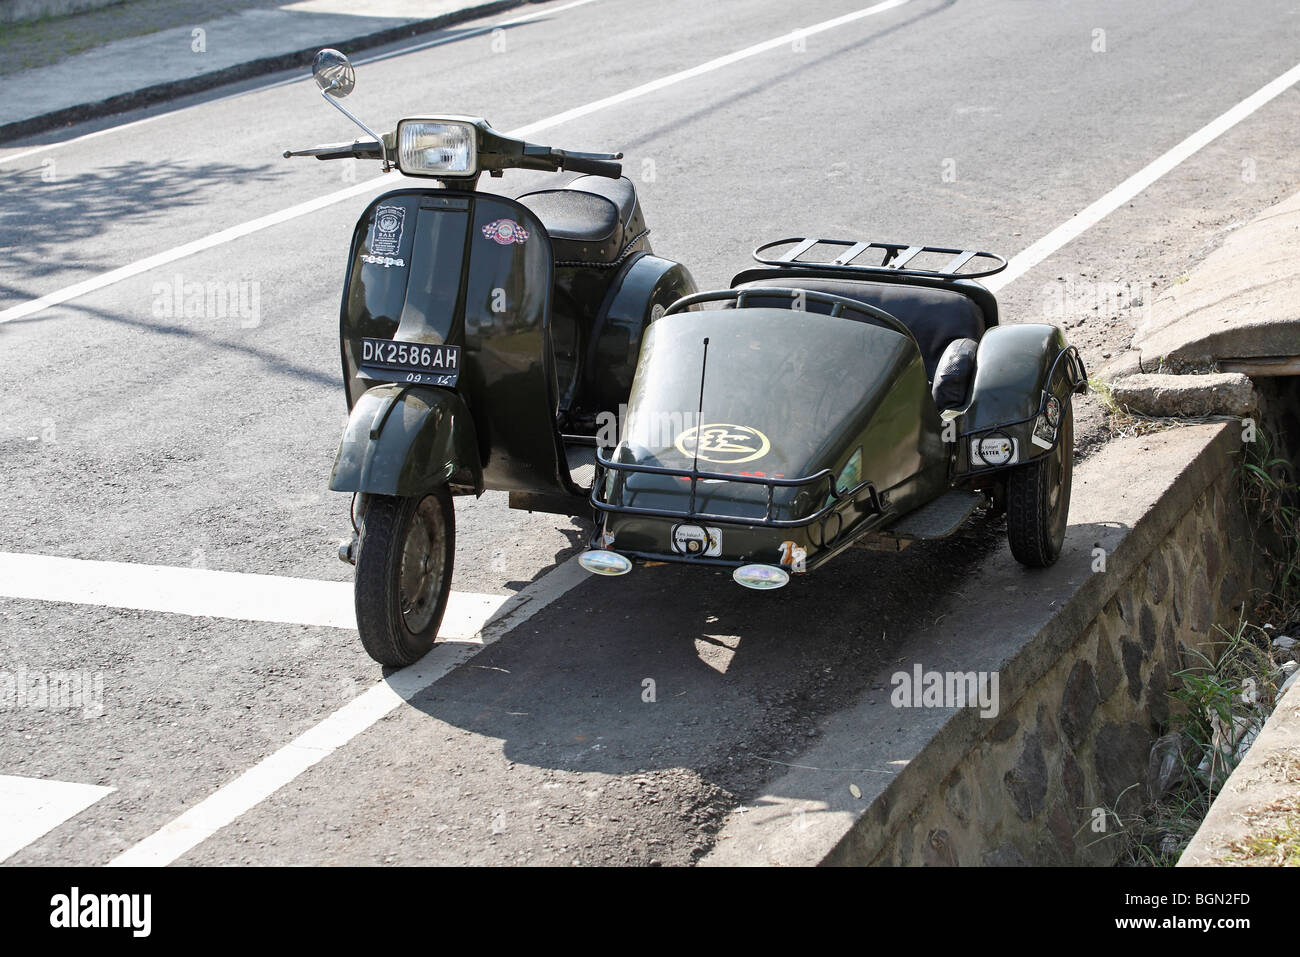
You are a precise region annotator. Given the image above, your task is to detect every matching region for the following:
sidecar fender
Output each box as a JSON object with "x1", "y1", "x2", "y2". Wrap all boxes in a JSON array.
[
  {"x1": 957, "y1": 323, "x2": 1086, "y2": 471},
  {"x1": 330, "y1": 384, "x2": 483, "y2": 496}
]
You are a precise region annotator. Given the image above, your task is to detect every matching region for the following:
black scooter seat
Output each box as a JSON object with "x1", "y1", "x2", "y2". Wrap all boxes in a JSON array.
[
  {"x1": 516, "y1": 174, "x2": 640, "y2": 265},
  {"x1": 732, "y1": 276, "x2": 987, "y2": 381}
]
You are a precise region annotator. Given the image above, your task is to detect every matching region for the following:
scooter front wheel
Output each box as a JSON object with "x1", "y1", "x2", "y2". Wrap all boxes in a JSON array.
[{"x1": 354, "y1": 489, "x2": 455, "y2": 667}]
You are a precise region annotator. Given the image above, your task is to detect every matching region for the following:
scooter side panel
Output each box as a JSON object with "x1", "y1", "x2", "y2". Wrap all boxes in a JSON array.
[
  {"x1": 460, "y1": 194, "x2": 567, "y2": 493},
  {"x1": 584, "y1": 254, "x2": 698, "y2": 417}
]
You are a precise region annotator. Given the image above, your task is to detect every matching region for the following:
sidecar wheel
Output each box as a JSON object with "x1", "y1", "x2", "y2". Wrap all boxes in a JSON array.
[
  {"x1": 1006, "y1": 402, "x2": 1073, "y2": 568},
  {"x1": 354, "y1": 489, "x2": 455, "y2": 667}
]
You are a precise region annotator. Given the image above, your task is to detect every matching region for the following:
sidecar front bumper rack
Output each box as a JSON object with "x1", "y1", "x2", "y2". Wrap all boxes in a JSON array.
[{"x1": 589, "y1": 448, "x2": 880, "y2": 532}]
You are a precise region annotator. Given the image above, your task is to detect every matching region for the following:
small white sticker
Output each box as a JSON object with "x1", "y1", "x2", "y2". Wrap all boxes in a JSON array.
[{"x1": 778, "y1": 541, "x2": 807, "y2": 573}]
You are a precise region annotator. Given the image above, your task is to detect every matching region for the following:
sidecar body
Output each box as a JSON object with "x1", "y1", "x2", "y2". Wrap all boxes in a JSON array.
[{"x1": 583, "y1": 238, "x2": 1087, "y2": 587}]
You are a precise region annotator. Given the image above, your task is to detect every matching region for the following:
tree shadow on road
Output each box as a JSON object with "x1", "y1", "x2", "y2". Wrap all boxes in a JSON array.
[{"x1": 0, "y1": 158, "x2": 276, "y2": 300}]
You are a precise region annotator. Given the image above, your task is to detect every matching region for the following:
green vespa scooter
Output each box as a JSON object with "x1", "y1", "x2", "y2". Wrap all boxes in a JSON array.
[{"x1": 284, "y1": 50, "x2": 696, "y2": 666}]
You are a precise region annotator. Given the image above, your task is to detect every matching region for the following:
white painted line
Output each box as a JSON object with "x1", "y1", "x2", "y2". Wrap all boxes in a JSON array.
[
  {"x1": 0, "y1": 177, "x2": 388, "y2": 325},
  {"x1": 0, "y1": 0, "x2": 602, "y2": 167},
  {"x1": 0, "y1": 551, "x2": 503, "y2": 637},
  {"x1": 509, "y1": 0, "x2": 912, "y2": 138},
  {"x1": 0, "y1": 775, "x2": 115, "y2": 863},
  {"x1": 0, "y1": 0, "x2": 913, "y2": 325},
  {"x1": 108, "y1": 555, "x2": 590, "y2": 867},
  {"x1": 986, "y1": 60, "x2": 1300, "y2": 293}
]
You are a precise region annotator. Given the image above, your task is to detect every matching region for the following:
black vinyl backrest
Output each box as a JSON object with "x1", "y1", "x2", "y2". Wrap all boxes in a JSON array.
[{"x1": 733, "y1": 276, "x2": 987, "y2": 380}]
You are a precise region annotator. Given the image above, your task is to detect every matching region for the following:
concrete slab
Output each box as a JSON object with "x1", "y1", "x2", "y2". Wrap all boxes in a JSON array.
[
  {"x1": 1133, "y1": 190, "x2": 1300, "y2": 369},
  {"x1": 1110, "y1": 372, "x2": 1258, "y2": 417},
  {"x1": 1179, "y1": 679, "x2": 1300, "y2": 866}
]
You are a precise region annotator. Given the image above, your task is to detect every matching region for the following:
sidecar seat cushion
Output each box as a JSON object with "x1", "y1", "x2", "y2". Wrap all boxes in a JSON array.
[
  {"x1": 931, "y1": 337, "x2": 978, "y2": 411},
  {"x1": 733, "y1": 277, "x2": 985, "y2": 379},
  {"x1": 516, "y1": 175, "x2": 639, "y2": 263}
]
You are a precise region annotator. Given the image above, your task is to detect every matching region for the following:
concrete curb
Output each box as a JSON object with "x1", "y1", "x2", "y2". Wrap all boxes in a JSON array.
[
  {"x1": 0, "y1": 0, "x2": 122, "y2": 25},
  {"x1": 0, "y1": 0, "x2": 522, "y2": 144},
  {"x1": 1179, "y1": 677, "x2": 1300, "y2": 866},
  {"x1": 1131, "y1": 189, "x2": 1300, "y2": 372}
]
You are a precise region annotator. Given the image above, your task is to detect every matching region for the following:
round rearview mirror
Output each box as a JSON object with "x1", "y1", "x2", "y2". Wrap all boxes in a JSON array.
[{"x1": 312, "y1": 48, "x2": 355, "y2": 97}]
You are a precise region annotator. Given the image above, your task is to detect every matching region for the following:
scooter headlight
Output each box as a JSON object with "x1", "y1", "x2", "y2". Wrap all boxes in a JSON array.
[{"x1": 396, "y1": 119, "x2": 477, "y2": 177}]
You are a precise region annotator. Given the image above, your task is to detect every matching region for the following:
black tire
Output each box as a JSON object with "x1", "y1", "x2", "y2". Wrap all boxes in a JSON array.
[
  {"x1": 1007, "y1": 401, "x2": 1073, "y2": 568},
  {"x1": 354, "y1": 489, "x2": 455, "y2": 667}
]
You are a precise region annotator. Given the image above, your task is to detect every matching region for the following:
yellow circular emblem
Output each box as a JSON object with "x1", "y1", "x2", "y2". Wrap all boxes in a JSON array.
[{"x1": 674, "y1": 423, "x2": 771, "y2": 465}]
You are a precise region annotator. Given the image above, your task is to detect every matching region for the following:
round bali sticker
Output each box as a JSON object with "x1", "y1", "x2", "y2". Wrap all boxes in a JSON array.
[
  {"x1": 482, "y1": 218, "x2": 529, "y2": 245},
  {"x1": 674, "y1": 423, "x2": 771, "y2": 465}
]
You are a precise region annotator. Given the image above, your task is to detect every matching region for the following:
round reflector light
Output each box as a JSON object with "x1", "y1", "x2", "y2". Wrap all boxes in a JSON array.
[
  {"x1": 732, "y1": 564, "x2": 790, "y2": 590},
  {"x1": 578, "y1": 549, "x2": 632, "y2": 576}
]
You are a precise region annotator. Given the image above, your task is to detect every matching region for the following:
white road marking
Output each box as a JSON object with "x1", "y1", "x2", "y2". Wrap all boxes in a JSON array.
[
  {"x1": 0, "y1": 551, "x2": 502, "y2": 637},
  {"x1": 0, "y1": 0, "x2": 913, "y2": 325},
  {"x1": 0, "y1": 775, "x2": 115, "y2": 862},
  {"x1": 986, "y1": 59, "x2": 1300, "y2": 293},
  {"x1": 107, "y1": 555, "x2": 589, "y2": 867},
  {"x1": 508, "y1": 0, "x2": 912, "y2": 138},
  {"x1": 0, "y1": 0, "x2": 602, "y2": 167}
]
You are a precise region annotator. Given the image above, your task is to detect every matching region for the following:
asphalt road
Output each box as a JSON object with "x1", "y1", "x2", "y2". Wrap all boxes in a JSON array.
[{"x1": 2, "y1": 0, "x2": 1299, "y2": 865}]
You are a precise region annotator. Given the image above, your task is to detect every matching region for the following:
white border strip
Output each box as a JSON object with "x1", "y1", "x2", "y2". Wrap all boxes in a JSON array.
[
  {"x1": 0, "y1": 775, "x2": 115, "y2": 863},
  {"x1": 107, "y1": 556, "x2": 589, "y2": 867},
  {"x1": 0, "y1": 0, "x2": 912, "y2": 325},
  {"x1": 0, "y1": 551, "x2": 502, "y2": 637}
]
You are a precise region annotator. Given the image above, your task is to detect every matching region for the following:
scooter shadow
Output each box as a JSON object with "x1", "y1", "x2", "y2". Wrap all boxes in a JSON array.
[{"x1": 404, "y1": 511, "x2": 1032, "y2": 797}]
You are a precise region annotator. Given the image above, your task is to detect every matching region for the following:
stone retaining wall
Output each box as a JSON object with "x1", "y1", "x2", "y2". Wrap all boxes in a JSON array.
[{"x1": 869, "y1": 432, "x2": 1261, "y2": 865}]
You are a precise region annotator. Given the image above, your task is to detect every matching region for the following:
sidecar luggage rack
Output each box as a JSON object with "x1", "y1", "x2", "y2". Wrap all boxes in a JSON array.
[
  {"x1": 591, "y1": 447, "x2": 880, "y2": 532},
  {"x1": 754, "y1": 238, "x2": 1008, "y2": 280}
]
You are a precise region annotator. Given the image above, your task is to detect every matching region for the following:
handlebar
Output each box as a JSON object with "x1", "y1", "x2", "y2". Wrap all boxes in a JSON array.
[
  {"x1": 282, "y1": 140, "x2": 383, "y2": 161},
  {"x1": 283, "y1": 122, "x2": 625, "y2": 180},
  {"x1": 553, "y1": 149, "x2": 623, "y2": 179}
]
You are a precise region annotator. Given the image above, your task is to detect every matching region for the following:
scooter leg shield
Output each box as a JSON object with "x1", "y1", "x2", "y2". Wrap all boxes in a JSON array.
[{"x1": 329, "y1": 384, "x2": 483, "y2": 496}]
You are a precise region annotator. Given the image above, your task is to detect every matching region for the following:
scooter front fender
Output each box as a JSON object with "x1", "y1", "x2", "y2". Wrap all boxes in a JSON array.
[{"x1": 330, "y1": 384, "x2": 483, "y2": 496}]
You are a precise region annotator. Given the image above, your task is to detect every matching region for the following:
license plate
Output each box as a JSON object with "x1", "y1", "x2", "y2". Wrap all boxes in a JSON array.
[
  {"x1": 671, "y1": 524, "x2": 722, "y2": 557},
  {"x1": 358, "y1": 338, "x2": 460, "y2": 387}
]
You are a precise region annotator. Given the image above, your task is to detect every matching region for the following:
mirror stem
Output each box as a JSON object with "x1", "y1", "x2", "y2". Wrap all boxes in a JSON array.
[{"x1": 318, "y1": 88, "x2": 390, "y2": 171}]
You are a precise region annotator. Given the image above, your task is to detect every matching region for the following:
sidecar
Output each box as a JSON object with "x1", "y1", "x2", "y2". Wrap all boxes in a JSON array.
[{"x1": 581, "y1": 238, "x2": 1087, "y2": 587}]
